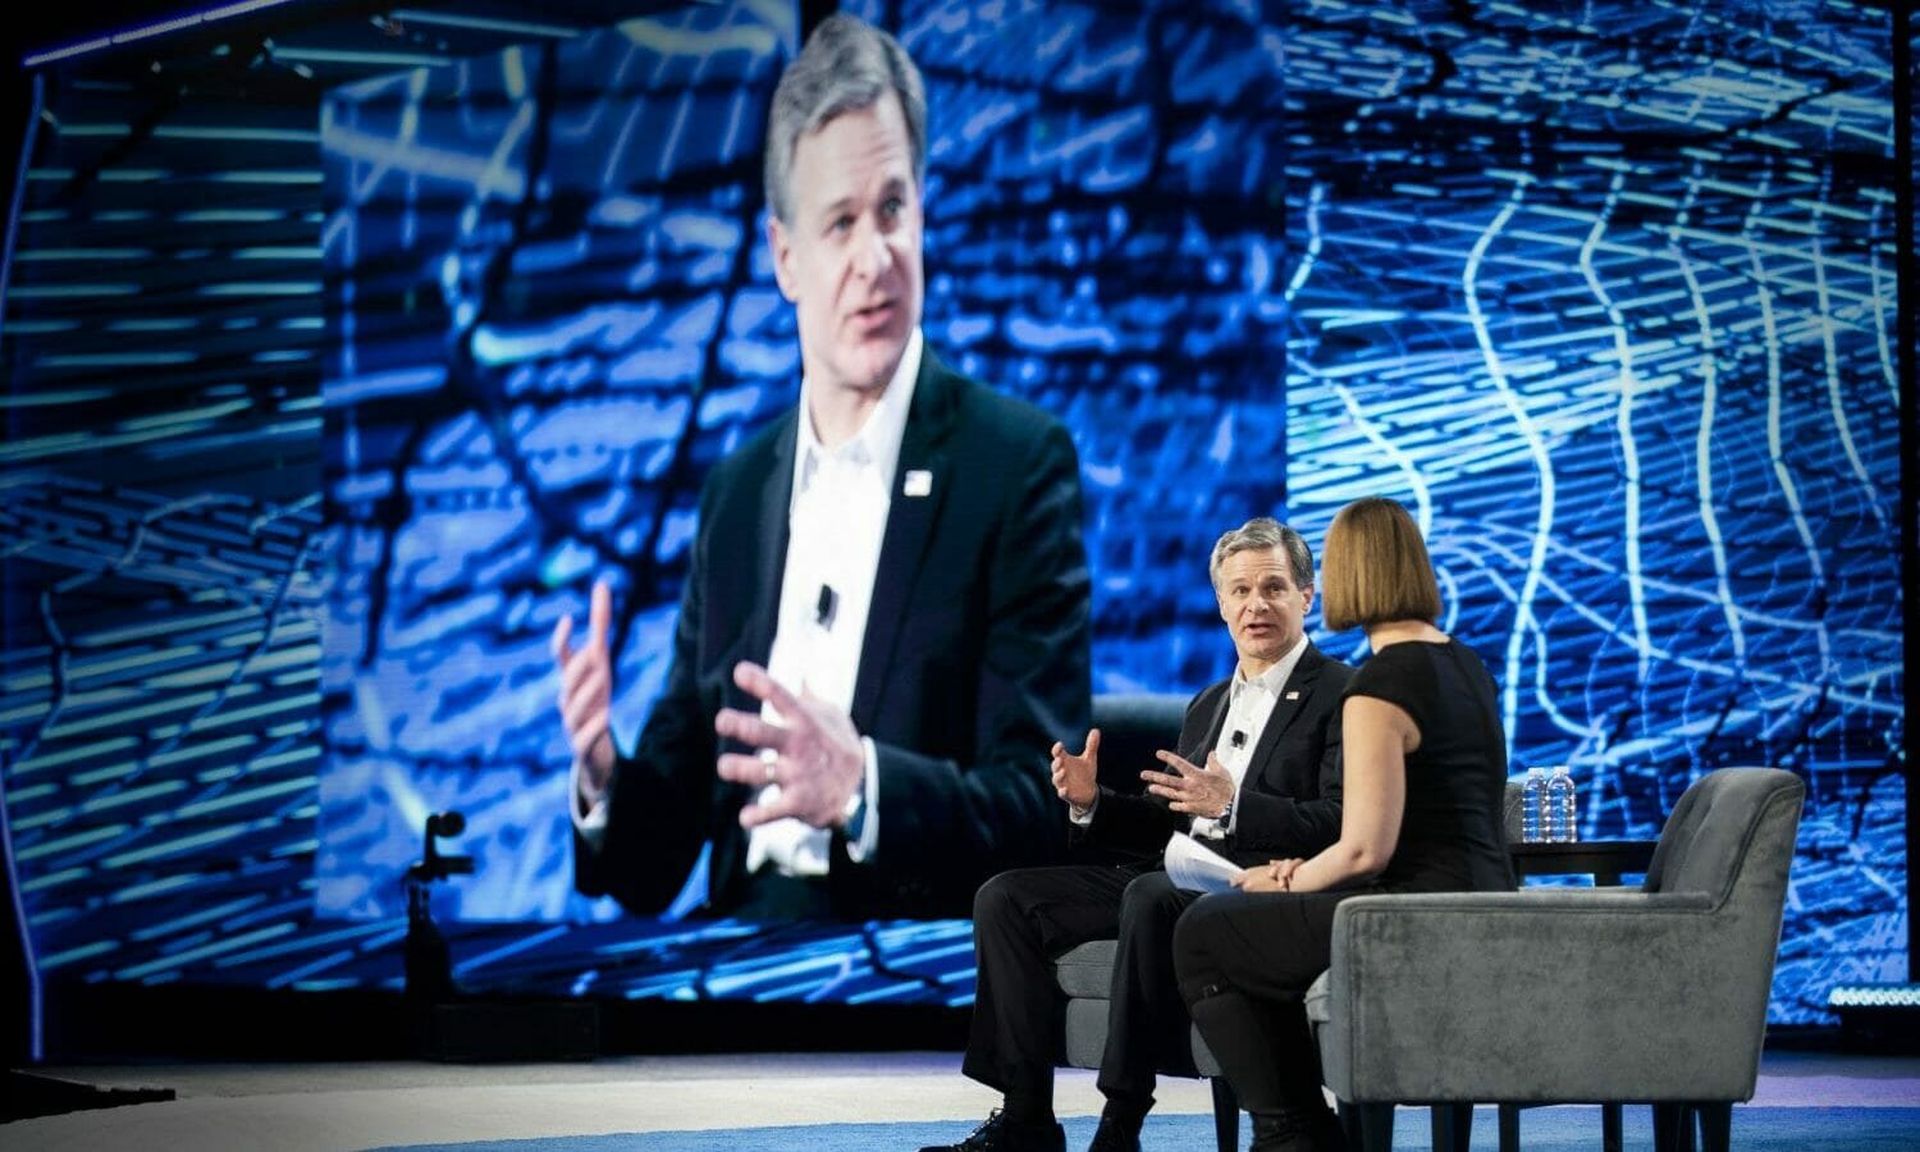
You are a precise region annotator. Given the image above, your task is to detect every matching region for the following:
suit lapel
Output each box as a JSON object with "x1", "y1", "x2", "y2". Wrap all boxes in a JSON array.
[
  {"x1": 1246, "y1": 644, "x2": 1325, "y2": 777},
  {"x1": 1187, "y1": 682, "x2": 1233, "y2": 764},
  {"x1": 849, "y1": 352, "x2": 958, "y2": 731},
  {"x1": 708, "y1": 415, "x2": 796, "y2": 900},
  {"x1": 745, "y1": 411, "x2": 797, "y2": 677}
]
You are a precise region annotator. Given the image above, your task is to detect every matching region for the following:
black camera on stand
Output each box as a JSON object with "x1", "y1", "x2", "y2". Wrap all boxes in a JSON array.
[
  {"x1": 401, "y1": 809, "x2": 598, "y2": 1062},
  {"x1": 404, "y1": 811, "x2": 473, "y2": 1006}
]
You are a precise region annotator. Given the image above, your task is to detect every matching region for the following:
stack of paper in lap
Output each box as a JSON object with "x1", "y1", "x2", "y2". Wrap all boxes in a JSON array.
[{"x1": 1164, "y1": 832, "x2": 1240, "y2": 894}]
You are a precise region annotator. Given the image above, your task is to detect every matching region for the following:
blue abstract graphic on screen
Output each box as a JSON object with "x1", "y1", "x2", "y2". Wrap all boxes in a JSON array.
[
  {"x1": 1275, "y1": 0, "x2": 1904, "y2": 1021},
  {"x1": 7, "y1": 0, "x2": 1892, "y2": 1026}
]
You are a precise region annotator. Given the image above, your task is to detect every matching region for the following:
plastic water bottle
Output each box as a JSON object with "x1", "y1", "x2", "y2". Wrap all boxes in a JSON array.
[
  {"x1": 1522, "y1": 767, "x2": 1545, "y2": 843},
  {"x1": 1547, "y1": 766, "x2": 1577, "y2": 843}
]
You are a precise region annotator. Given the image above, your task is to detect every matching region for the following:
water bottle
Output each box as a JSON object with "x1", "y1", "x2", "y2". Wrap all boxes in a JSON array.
[
  {"x1": 1547, "y1": 766, "x2": 1577, "y2": 843},
  {"x1": 1521, "y1": 767, "x2": 1545, "y2": 843}
]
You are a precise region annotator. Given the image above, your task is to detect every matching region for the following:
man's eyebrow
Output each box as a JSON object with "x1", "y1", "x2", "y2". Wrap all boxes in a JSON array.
[{"x1": 815, "y1": 175, "x2": 913, "y2": 222}]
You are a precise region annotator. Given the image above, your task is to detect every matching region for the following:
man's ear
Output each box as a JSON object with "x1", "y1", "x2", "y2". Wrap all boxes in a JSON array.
[{"x1": 766, "y1": 214, "x2": 796, "y2": 302}]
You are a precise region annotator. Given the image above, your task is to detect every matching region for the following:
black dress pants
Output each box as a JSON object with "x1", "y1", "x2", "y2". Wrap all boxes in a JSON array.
[
  {"x1": 963, "y1": 864, "x2": 1204, "y2": 1114},
  {"x1": 1171, "y1": 888, "x2": 1360, "y2": 1118}
]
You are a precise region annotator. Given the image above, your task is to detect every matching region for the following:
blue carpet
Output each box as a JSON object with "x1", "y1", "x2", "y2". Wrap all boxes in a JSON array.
[{"x1": 376, "y1": 1107, "x2": 1920, "y2": 1151}]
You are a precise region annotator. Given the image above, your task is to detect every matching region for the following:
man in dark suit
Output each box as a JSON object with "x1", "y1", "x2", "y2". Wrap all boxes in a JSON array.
[
  {"x1": 926, "y1": 519, "x2": 1348, "y2": 1152},
  {"x1": 549, "y1": 14, "x2": 1089, "y2": 921}
]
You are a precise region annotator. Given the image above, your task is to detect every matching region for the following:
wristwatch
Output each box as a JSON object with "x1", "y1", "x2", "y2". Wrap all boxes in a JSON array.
[
  {"x1": 1217, "y1": 798, "x2": 1234, "y2": 827},
  {"x1": 842, "y1": 777, "x2": 868, "y2": 840}
]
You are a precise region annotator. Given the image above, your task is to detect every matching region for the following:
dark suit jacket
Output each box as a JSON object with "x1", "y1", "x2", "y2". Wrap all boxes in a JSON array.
[
  {"x1": 1074, "y1": 643, "x2": 1349, "y2": 868},
  {"x1": 576, "y1": 349, "x2": 1092, "y2": 918}
]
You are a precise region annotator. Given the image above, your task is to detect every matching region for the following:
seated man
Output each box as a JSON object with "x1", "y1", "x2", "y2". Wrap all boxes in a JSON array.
[{"x1": 925, "y1": 517, "x2": 1350, "y2": 1152}]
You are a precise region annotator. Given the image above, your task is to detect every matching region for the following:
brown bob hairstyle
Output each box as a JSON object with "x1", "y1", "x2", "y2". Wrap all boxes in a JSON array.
[{"x1": 1320, "y1": 497, "x2": 1443, "y2": 632}]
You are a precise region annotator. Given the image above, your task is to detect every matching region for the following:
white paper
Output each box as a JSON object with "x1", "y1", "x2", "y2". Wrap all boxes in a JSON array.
[{"x1": 1164, "y1": 831, "x2": 1241, "y2": 894}]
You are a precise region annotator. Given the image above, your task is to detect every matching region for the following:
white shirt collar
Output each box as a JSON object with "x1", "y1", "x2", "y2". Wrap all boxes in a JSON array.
[
  {"x1": 1233, "y1": 634, "x2": 1309, "y2": 698},
  {"x1": 793, "y1": 327, "x2": 923, "y2": 498}
]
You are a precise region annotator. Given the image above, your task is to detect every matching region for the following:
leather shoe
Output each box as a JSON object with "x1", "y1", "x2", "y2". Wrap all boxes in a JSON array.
[
  {"x1": 1249, "y1": 1105, "x2": 1346, "y2": 1152},
  {"x1": 1085, "y1": 1109, "x2": 1142, "y2": 1152},
  {"x1": 919, "y1": 1109, "x2": 1066, "y2": 1152}
]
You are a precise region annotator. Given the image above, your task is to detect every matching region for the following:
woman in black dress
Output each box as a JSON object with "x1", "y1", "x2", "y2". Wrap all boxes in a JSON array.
[{"x1": 1173, "y1": 497, "x2": 1512, "y2": 1151}]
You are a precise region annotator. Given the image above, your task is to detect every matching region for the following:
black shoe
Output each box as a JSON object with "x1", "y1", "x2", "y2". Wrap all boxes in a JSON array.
[
  {"x1": 1313, "y1": 1104, "x2": 1348, "y2": 1152},
  {"x1": 919, "y1": 1109, "x2": 1066, "y2": 1152},
  {"x1": 1249, "y1": 1113, "x2": 1311, "y2": 1152},
  {"x1": 1085, "y1": 1109, "x2": 1143, "y2": 1152},
  {"x1": 1249, "y1": 1105, "x2": 1344, "y2": 1152}
]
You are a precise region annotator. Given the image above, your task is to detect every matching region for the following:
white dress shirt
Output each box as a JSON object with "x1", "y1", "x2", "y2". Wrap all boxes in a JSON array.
[
  {"x1": 1189, "y1": 634, "x2": 1308, "y2": 839},
  {"x1": 572, "y1": 330, "x2": 924, "y2": 881},
  {"x1": 1071, "y1": 634, "x2": 1309, "y2": 839},
  {"x1": 745, "y1": 327, "x2": 921, "y2": 874}
]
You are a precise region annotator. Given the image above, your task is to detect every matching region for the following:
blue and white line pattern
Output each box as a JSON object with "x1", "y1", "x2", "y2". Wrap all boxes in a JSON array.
[{"x1": 1277, "y1": 0, "x2": 1903, "y2": 1022}]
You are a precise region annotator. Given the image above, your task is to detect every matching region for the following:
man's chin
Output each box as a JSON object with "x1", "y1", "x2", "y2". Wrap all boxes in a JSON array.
[{"x1": 838, "y1": 340, "x2": 910, "y2": 392}]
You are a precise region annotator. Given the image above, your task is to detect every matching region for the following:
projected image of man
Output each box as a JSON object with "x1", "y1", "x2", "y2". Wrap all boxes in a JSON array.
[{"x1": 550, "y1": 13, "x2": 1091, "y2": 921}]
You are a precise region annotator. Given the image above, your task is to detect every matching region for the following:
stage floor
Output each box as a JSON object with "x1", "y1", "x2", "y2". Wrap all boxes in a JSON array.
[{"x1": 12, "y1": 1050, "x2": 1920, "y2": 1151}]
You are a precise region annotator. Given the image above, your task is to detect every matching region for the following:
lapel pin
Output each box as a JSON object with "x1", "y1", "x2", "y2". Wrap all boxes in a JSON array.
[
  {"x1": 1285, "y1": 691, "x2": 1300, "y2": 701},
  {"x1": 904, "y1": 469, "x2": 933, "y2": 497}
]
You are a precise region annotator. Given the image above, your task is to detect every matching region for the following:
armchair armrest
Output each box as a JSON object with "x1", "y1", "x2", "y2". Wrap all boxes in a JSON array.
[{"x1": 1316, "y1": 889, "x2": 1775, "y2": 1104}]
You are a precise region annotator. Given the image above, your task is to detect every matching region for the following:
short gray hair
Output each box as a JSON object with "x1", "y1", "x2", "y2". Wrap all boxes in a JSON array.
[
  {"x1": 764, "y1": 13, "x2": 928, "y2": 225},
  {"x1": 1209, "y1": 517, "x2": 1314, "y2": 591}
]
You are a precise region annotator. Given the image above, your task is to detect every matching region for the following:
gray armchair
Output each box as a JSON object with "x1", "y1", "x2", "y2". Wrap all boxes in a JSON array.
[
  {"x1": 1306, "y1": 767, "x2": 1805, "y2": 1152},
  {"x1": 1051, "y1": 693, "x2": 1241, "y2": 1152}
]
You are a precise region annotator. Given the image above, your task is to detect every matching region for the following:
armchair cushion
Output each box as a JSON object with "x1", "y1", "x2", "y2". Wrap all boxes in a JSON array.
[
  {"x1": 1054, "y1": 940, "x2": 1224, "y2": 1076},
  {"x1": 1055, "y1": 940, "x2": 1118, "y2": 999}
]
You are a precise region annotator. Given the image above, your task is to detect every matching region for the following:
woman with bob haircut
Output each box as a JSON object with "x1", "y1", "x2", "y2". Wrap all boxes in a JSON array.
[{"x1": 1171, "y1": 496, "x2": 1513, "y2": 1151}]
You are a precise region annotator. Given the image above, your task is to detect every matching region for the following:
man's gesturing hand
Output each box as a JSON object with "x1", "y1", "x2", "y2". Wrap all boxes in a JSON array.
[
  {"x1": 552, "y1": 580, "x2": 616, "y2": 794},
  {"x1": 714, "y1": 662, "x2": 864, "y2": 830},
  {"x1": 1140, "y1": 750, "x2": 1236, "y2": 819},
  {"x1": 1050, "y1": 729, "x2": 1101, "y2": 810}
]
